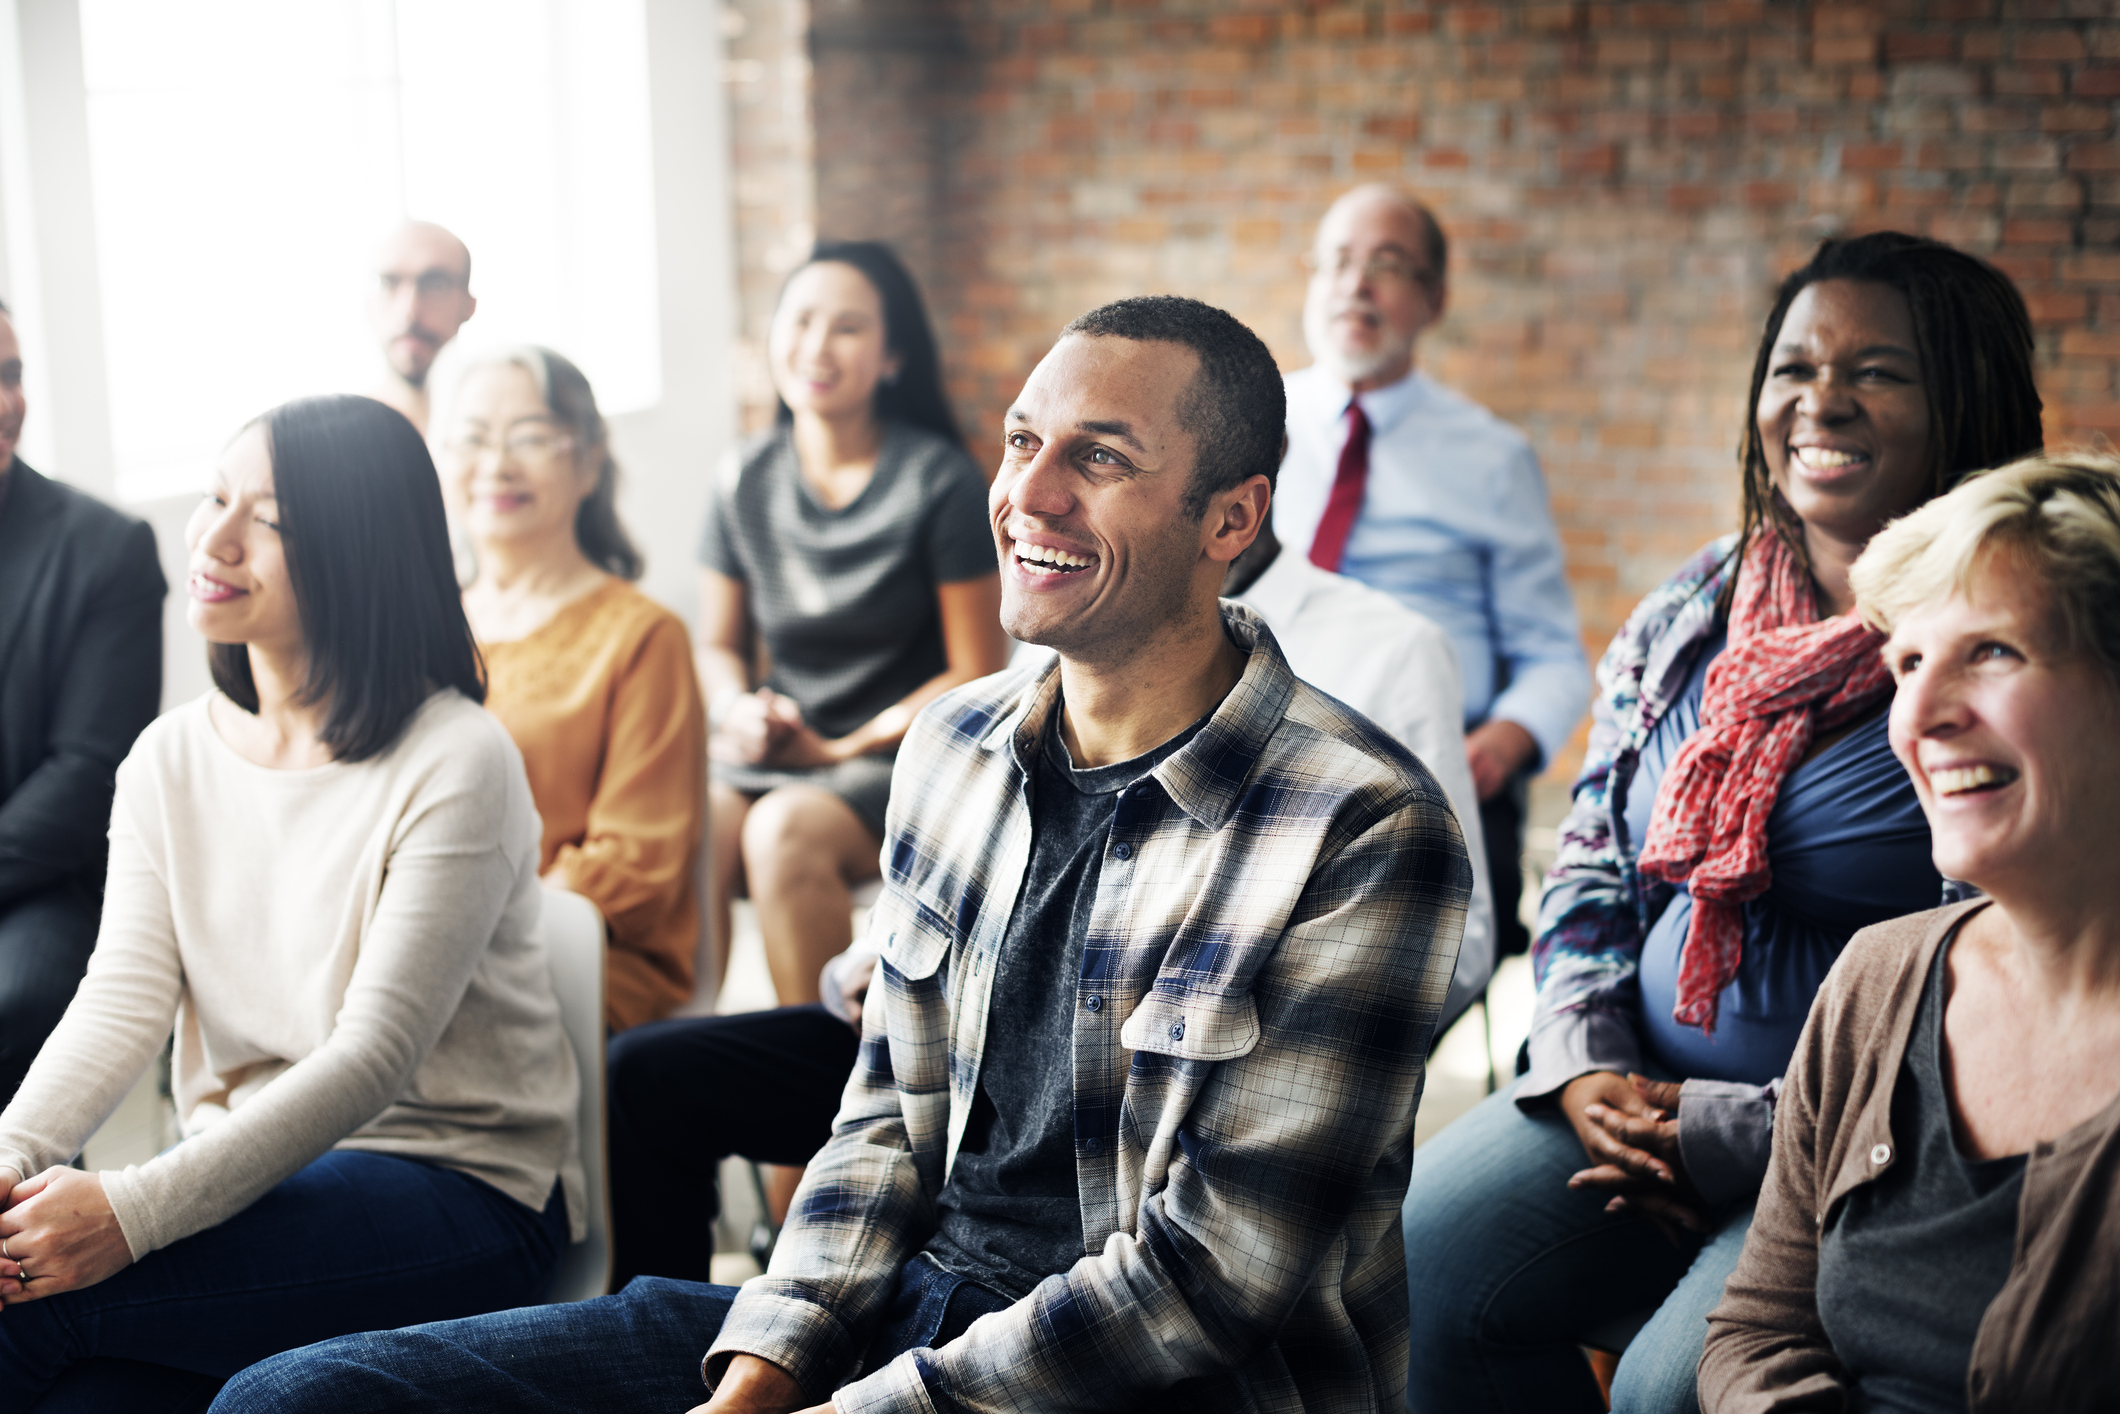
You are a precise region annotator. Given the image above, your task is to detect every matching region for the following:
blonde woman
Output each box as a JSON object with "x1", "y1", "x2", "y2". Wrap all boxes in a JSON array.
[{"x1": 1701, "y1": 452, "x2": 2120, "y2": 1411}]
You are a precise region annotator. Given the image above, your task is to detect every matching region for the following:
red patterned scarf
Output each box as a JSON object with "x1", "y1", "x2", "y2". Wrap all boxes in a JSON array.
[{"x1": 1637, "y1": 530, "x2": 1892, "y2": 1032}]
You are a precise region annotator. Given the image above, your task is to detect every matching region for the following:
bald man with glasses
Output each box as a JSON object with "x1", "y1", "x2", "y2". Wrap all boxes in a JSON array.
[{"x1": 1277, "y1": 184, "x2": 1587, "y2": 972}]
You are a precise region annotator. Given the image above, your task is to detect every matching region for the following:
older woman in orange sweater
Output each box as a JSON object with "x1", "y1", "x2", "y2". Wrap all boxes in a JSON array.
[{"x1": 443, "y1": 347, "x2": 706, "y2": 1032}]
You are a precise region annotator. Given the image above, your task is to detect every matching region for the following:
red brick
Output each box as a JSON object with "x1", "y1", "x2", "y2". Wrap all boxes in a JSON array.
[
  {"x1": 2042, "y1": 104, "x2": 2114, "y2": 134},
  {"x1": 2002, "y1": 217, "x2": 2074, "y2": 243},
  {"x1": 1890, "y1": 63, "x2": 1979, "y2": 98},
  {"x1": 1812, "y1": 34, "x2": 1879, "y2": 64},
  {"x1": 2061, "y1": 328, "x2": 2120, "y2": 358},
  {"x1": 1207, "y1": 13, "x2": 1274, "y2": 44},
  {"x1": 2075, "y1": 67, "x2": 2120, "y2": 98},
  {"x1": 2014, "y1": 29, "x2": 2088, "y2": 62},
  {"x1": 1444, "y1": 7, "x2": 1508, "y2": 37},
  {"x1": 2023, "y1": 290, "x2": 2089, "y2": 324},
  {"x1": 2067, "y1": 142, "x2": 2120, "y2": 171},
  {"x1": 1961, "y1": 104, "x2": 2036, "y2": 132},
  {"x1": 2062, "y1": 253, "x2": 2120, "y2": 282},
  {"x1": 1883, "y1": 32, "x2": 1955, "y2": 62},
  {"x1": 1813, "y1": 5, "x2": 1885, "y2": 36},
  {"x1": 1841, "y1": 140, "x2": 1906, "y2": 170},
  {"x1": 1595, "y1": 35, "x2": 1660, "y2": 67},
  {"x1": 2003, "y1": 139, "x2": 2072, "y2": 170},
  {"x1": 1993, "y1": 66, "x2": 2066, "y2": 98}
]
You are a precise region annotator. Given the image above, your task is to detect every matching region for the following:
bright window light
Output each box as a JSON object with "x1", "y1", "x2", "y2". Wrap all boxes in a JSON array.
[{"x1": 79, "y1": 0, "x2": 660, "y2": 503}]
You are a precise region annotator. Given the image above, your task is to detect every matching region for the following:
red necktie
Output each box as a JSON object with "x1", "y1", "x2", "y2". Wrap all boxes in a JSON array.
[{"x1": 1308, "y1": 402, "x2": 1371, "y2": 572}]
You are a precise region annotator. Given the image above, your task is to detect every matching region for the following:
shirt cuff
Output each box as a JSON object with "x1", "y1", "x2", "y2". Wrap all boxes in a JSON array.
[
  {"x1": 1677, "y1": 1078, "x2": 1779, "y2": 1207},
  {"x1": 1517, "y1": 1007, "x2": 1642, "y2": 1108},
  {"x1": 834, "y1": 1351, "x2": 942, "y2": 1414},
  {"x1": 703, "y1": 1287, "x2": 858, "y2": 1404},
  {"x1": 1485, "y1": 679, "x2": 1584, "y2": 772}
]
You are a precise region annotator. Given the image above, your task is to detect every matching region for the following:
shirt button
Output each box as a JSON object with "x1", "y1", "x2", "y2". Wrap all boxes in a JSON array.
[
  {"x1": 1871, "y1": 1143, "x2": 1891, "y2": 1166},
  {"x1": 1085, "y1": 994, "x2": 1103, "y2": 1013},
  {"x1": 1169, "y1": 1019, "x2": 1185, "y2": 1040},
  {"x1": 1113, "y1": 841, "x2": 1132, "y2": 860},
  {"x1": 1084, "y1": 1136, "x2": 1102, "y2": 1154}
]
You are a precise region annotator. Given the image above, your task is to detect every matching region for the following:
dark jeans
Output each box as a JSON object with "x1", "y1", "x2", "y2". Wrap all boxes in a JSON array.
[
  {"x1": 210, "y1": 1256, "x2": 1009, "y2": 1413},
  {"x1": 0, "y1": 1150, "x2": 567, "y2": 1414},
  {"x1": 607, "y1": 1005, "x2": 860, "y2": 1288},
  {"x1": 0, "y1": 881, "x2": 101, "y2": 1105},
  {"x1": 1401, "y1": 1078, "x2": 1753, "y2": 1414},
  {"x1": 1478, "y1": 770, "x2": 1532, "y2": 960}
]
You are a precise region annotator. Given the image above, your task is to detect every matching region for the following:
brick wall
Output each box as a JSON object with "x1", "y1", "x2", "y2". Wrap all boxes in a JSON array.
[{"x1": 739, "y1": 0, "x2": 2120, "y2": 781}]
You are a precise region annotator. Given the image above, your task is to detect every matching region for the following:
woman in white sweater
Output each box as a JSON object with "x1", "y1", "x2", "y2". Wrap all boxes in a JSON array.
[{"x1": 0, "y1": 395, "x2": 583, "y2": 1408}]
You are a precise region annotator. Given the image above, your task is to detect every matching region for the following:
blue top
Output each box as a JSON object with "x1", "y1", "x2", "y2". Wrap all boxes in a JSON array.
[
  {"x1": 1274, "y1": 365, "x2": 1589, "y2": 765},
  {"x1": 1622, "y1": 628, "x2": 1939, "y2": 1085}
]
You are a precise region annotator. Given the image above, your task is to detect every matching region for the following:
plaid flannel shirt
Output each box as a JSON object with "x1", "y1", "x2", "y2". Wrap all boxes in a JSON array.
[
  {"x1": 1523, "y1": 534, "x2": 1736, "y2": 1100},
  {"x1": 706, "y1": 604, "x2": 1471, "y2": 1414}
]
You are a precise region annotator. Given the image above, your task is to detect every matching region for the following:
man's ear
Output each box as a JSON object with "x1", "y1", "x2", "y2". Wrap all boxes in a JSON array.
[{"x1": 1203, "y1": 474, "x2": 1273, "y2": 566}]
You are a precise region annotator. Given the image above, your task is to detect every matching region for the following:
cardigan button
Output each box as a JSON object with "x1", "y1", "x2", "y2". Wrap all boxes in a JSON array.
[{"x1": 1870, "y1": 1143, "x2": 1891, "y2": 1166}]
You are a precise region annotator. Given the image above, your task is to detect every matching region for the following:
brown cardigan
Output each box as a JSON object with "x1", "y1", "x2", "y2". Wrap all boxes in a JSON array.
[{"x1": 1699, "y1": 900, "x2": 2120, "y2": 1412}]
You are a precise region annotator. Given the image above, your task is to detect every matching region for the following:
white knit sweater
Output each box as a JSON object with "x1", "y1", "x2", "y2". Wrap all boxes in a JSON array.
[{"x1": 0, "y1": 690, "x2": 584, "y2": 1258}]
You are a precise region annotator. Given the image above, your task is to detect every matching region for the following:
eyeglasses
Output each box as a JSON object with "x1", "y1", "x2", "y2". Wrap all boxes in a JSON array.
[
  {"x1": 377, "y1": 270, "x2": 468, "y2": 300},
  {"x1": 444, "y1": 427, "x2": 574, "y2": 462},
  {"x1": 1301, "y1": 250, "x2": 1437, "y2": 289}
]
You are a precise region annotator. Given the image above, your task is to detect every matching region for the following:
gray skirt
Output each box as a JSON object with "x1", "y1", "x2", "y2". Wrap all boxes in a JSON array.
[{"x1": 715, "y1": 753, "x2": 895, "y2": 840}]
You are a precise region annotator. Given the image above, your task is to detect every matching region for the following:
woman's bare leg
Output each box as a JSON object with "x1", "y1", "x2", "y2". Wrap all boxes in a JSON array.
[
  {"x1": 741, "y1": 786, "x2": 883, "y2": 1006},
  {"x1": 704, "y1": 782, "x2": 753, "y2": 999}
]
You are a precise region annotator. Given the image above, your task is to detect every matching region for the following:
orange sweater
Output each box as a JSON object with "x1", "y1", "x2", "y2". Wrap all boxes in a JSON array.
[{"x1": 479, "y1": 579, "x2": 706, "y2": 1032}]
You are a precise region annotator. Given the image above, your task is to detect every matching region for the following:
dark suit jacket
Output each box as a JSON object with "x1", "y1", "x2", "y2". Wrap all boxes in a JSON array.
[{"x1": 0, "y1": 460, "x2": 165, "y2": 908}]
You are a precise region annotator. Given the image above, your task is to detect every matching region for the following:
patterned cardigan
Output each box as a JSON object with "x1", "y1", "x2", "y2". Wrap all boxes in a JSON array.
[{"x1": 1517, "y1": 535, "x2": 1799, "y2": 1203}]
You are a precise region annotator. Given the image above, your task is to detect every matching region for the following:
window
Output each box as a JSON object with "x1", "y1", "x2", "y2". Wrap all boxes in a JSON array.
[{"x1": 79, "y1": 0, "x2": 660, "y2": 501}]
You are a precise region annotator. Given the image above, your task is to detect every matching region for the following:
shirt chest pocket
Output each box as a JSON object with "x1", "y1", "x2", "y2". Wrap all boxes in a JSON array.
[
  {"x1": 1119, "y1": 987, "x2": 1261, "y2": 1064},
  {"x1": 871, "y1": 889, "x2": 956, "y2": 983}
]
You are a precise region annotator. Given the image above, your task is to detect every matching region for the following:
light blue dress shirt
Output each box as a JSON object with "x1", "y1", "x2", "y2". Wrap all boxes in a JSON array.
[{"x1": 1274, "y1": 364, "x2": 1590, "y2": 767}]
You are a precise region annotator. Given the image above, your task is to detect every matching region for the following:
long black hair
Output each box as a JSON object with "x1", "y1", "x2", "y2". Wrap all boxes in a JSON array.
[
  {"x1": 1731, "y1": 231, "x2": 2043, "y2": 599},
  {"x1": 774, "y1": 240, "x2": 962, "y2": 447},
  {"x1": 209, "y1": 395, "x2": 485, "y2": 761},
  {"x1": 467, "y1": 346, "x2": 643, "y2": 580}
]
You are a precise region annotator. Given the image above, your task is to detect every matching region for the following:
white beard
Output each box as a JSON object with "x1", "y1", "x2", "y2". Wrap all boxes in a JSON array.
[{"x1": 1303, "y1": 297, "x2": 1414, "y2": 386}]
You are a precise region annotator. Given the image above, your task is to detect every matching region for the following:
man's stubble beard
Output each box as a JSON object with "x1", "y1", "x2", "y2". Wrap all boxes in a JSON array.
[{"x1": 1005, "y1": 515, "x2": 1208, "y2": 673}]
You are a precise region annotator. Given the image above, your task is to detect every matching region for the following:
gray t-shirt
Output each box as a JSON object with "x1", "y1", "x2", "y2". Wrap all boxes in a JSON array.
[
  {"x1": 922, "y1": 707, "x2": 1207, "y2": 1301},
  {"x1": 698, "y1": 423, "x2": 994, "y2": 740}
]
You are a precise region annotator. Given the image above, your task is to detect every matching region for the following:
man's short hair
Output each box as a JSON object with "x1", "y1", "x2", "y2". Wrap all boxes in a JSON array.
[{"x1": 1062, "y1": 295, "x2": 1285, "y2": 520}]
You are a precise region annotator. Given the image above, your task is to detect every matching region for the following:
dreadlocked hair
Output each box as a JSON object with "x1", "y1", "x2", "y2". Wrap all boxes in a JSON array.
[{"x1": 1723, "y1": 230, "x2": 2044, "y2": 616}]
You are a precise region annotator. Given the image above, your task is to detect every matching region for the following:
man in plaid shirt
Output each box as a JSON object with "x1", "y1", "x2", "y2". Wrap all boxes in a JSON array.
[{"x1": 216, "y1": 296, "x2": 1472, "y2": 1414}]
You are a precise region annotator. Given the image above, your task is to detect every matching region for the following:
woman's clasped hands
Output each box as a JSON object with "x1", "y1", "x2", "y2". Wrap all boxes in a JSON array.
[
  {"x1": 1559, "y1": 1071, "x2": 1710, "y2": 1246},
  {"x1": 0, "y1": 1164, "x2": 132, "y2": 1305},
  {"x1": 714, "y1": 687, "x2": 848, "y2": 771}
]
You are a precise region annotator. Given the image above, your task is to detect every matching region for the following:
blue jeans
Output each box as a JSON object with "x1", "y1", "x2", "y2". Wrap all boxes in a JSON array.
[
  {"x1": 0, "y1": 1149, "x2": 565, "y2": 1413},
  {"x1": 1401, "y1": 1078, "x2": 1754, "y2": 1414},
  {"x1": 212, "y1": 1253, "x2": 1011, "y2": 1413}
]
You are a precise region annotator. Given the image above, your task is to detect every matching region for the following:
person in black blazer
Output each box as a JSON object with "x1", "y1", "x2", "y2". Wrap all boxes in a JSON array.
[{"x1": 0, "y1": 302, "x2": 165, "y2": 1103}]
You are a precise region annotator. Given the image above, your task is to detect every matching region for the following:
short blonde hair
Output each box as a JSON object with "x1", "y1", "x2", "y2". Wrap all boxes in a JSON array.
[{"x1": 1852, "y1": 450, "x2": 2120, "y2": 685}]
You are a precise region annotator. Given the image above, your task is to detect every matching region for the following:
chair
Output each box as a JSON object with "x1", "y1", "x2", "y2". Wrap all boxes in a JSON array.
[{"x1": 539, "y1": 886, "x2": 616, "y2": 1303}]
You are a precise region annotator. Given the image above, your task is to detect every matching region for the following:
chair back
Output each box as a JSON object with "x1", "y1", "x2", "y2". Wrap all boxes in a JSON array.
[{"x1": 539, "y1": 886, "x2": 614, "y2": 1302}]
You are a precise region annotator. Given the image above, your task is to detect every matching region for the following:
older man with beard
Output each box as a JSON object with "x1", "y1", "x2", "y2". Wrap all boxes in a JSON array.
[{"x1": 1276, "y1": 184, "x2": 1587, "y2": 967}]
